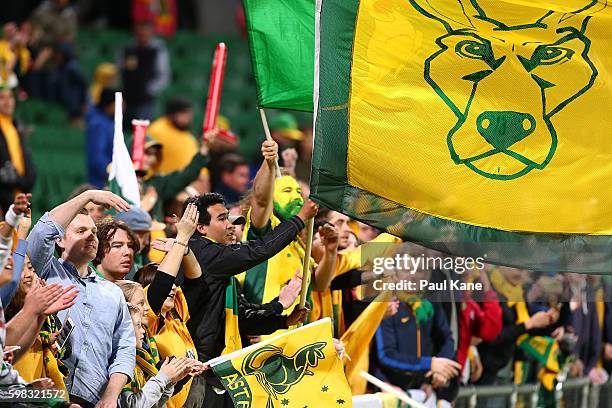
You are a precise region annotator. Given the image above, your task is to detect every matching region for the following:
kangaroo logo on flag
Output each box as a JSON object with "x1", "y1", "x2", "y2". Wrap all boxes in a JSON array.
[
  {"x1": 210, "y1": 319, "x2": 353, "y2": 408},
  {"x1": 409, "y1": 0, "x2": 606, "y2": 179},
  {"x1": 242, "y1": 342, "x2": 326, "y2": 407}
]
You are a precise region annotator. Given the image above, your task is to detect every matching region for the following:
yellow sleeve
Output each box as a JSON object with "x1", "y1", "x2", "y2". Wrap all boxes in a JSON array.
[
  {"x1": 335, "y1": 250, "x2": 362, "y2": 276},
  {"x1": 335, "y1": 232, "x2": 402, "y2": 276}
]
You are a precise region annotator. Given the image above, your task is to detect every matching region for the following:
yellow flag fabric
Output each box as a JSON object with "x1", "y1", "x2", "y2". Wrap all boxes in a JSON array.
[
  {"x1": 210, "y1": 318, "x2": 352, "y2": 408},
  {"x1": 340, "y1": 293, "x2": 391, "y2": 395},
  {"x1": 223, "y1": 277, "x2": 243, "y2": 355},
  {"x1": 312, "y1": 0, "x2": 612, "y2": 272}
]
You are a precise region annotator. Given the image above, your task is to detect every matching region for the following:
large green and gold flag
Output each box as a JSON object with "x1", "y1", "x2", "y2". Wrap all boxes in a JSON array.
[
  {"x1": 209, "y1": 318, "x2": 352, "y2": 408},
  {"x1": 311, "y1": 0, "x2": 612, "y2": 272},
  {"x1": 243, "y1": 0, "x2": 315, "y2": 111}
]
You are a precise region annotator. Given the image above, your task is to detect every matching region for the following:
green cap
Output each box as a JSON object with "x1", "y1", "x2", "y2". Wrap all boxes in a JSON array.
[
  {"x1": 144, "y1": 135, "x2": 163, "y2": 150},
  {"x1": 269, "y1": 112, "x2": 304, "y2": 141}
]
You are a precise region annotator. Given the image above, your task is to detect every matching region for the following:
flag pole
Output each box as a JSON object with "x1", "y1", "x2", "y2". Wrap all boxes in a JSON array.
[
  {"x1": 360, "y1": 371, "x2": 428, "y2": 408},
  {"x1": 259, "y1": 108, "x2": 282, "y2": 179},
  {"x1": 299, "y1": 218, "x2": 314, "y2": 310}
]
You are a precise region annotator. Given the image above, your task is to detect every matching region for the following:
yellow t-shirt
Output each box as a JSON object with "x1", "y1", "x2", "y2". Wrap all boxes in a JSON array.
[
  {"x1": 13, "y1": 338, "x2": 44, "y2": 382},
  {"x1": 148, "y1": 117, "x2": 199, "y2": 174},
  {"x1": 238, "y1": 211, "x2": 315, "y2": 306}
]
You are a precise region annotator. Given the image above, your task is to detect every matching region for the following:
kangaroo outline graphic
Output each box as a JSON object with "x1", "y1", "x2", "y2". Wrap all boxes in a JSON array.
[
  {"x1": 407, "y1": 0, "x2": 606, "y2": 180},
  {"x1": 241, "y1": 341, "x2": 327, "y2": 408}
]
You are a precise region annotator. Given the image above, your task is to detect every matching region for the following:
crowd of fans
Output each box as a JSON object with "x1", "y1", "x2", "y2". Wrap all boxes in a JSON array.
[{"x1": 0, "y1": 3, "x2": 611, "y2": 408}]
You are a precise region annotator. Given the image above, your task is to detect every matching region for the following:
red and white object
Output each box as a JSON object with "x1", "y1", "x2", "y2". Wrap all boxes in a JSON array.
[
  {"x1": 131, "y1": 119, "x2": 150, "y2": 171},
  {"x1": 203, "y1": 42, "x2": 227, "y2": 138}
]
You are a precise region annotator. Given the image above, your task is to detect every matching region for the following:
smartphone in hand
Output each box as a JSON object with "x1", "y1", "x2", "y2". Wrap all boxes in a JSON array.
[{"x1": 55, "y1": 315, "x2": 75, "y2": 352}]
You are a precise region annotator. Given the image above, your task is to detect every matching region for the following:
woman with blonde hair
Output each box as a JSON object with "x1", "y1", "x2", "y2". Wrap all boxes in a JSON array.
[
  {"x1": 118, "y1": 203, "x2": 205, "y2": 407},
  {"x1": 133, "y1": 203, "x2": 204, "y2": 407}
]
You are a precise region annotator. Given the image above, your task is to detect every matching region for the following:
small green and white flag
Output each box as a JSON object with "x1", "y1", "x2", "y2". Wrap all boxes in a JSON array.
[{"x1": 109, "y1": 92, "x2": 140, "y2": 206}]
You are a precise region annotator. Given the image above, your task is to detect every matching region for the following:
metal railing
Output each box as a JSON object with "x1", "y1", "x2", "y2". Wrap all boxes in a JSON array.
[{"x1": 454, "y1": 377, "x2": 612, "y2": 408}]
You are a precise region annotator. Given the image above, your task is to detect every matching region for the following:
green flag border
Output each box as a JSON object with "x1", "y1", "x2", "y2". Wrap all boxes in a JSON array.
[{"x1": 310, "y1": 0, "x2": 611, "y2": 273}]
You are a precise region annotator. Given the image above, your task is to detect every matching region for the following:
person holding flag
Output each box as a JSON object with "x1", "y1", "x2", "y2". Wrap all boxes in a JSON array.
[
  {"x1": 238, "y1": 142, "x2": 338, "y2": 328},
  {"x1": 208, "y1": 318, "x2": 353, "y2": 408},
  {"x1": 240, "y1": 146, "x2": 401, "y2": 340},
  {"x1": 478, "y1": 266, "x2": 567, "y2": 406}
]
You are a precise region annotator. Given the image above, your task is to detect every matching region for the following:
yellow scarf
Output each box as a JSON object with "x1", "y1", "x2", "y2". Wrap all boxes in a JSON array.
[
  {"x1": 490, "y1": 268, "x2": 530, "y2": 324},
  {"x1": 0, "y1": 113, "x2": 24, "y2": 176},
  {"x1": 124, "y1": 348, "x2": 159, "y2": 394},
  {"x1": 42, "y1": 347, "x2": 67, "y2": 394}
]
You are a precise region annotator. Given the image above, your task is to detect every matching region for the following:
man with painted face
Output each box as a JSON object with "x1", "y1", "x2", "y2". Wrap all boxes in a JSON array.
[{"x1": 238, "y1": 141, "x2": 339, "y2": 325}]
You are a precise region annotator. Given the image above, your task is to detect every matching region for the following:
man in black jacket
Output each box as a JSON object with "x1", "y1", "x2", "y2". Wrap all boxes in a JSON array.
[
  {"x1": 0, "y1": 88, "x2": 35, "y2": 216},
  {"x1": 182, "y1": 192, "x2": 318, "y2": 408}
]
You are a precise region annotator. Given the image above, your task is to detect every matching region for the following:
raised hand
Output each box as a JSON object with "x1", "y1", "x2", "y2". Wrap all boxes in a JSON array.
[
  {"x1": 187, "y1": 359, "x2": 208, "y2": 376},
  {"x1": 160, "y1": 357, "x2": 195, "y2": 384},
  {"x1": 24, "y1": 281, "x2": 62, "y2": 316},
  {"x1": 261, "y1": 140, "x2": 279, "y2": 164},
  {"x1": 17, "y1": 208, "x2": 31, "y2": 239},
  {"x1": 281, "y1": 148, "x2": 298, "y2": 173},
  {"x1": 12, "y1": 193, "x2": 31, "y2": 215},
  {"x1": 84, "y1": 190, "x2": 130, "y2": 212},
  {"x1": 175, "y1": 203, "x2": 199, "y2": 243},
  {"x1": 318, "y1": 224, "x2": 339, "y2": 253},
  {"x1": 286, "y1": 303, "x2": 310, "y2": 326},
  {"x1": 201, "y1": 128, "x2": 217, "y2": 156},
  {"x1": 278, "y1": 270, "x2": 302, "y2": 310},
  {"x1": 296, "y1": 199, "x2": 319, "y2": 222},
  {"x1": 44, "y1": 285, "x2": 78, "y2": 315},
  {"x1": 24, "y1": 281, "x2": 78, "y2": 316},
  {"x1": 333, "y1": 338, "x2": 348, "y2": 360},
  {"x1": 151, "y1": 237, "x2": 176, "y2": 253}
]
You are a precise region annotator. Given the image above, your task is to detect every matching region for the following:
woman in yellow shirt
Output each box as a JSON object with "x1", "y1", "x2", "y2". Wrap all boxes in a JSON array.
[{"x1": 135, "y1": 203, "x2": 202, "y2": 408}]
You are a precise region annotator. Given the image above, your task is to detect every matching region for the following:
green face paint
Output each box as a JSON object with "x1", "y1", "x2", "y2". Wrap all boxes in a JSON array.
[
  {"x1": 274, "y1": 199, "x2": 303, "y2": 221},
  {"x1": 273, "y1": 176, "x2": 304, "y2": 220}
]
